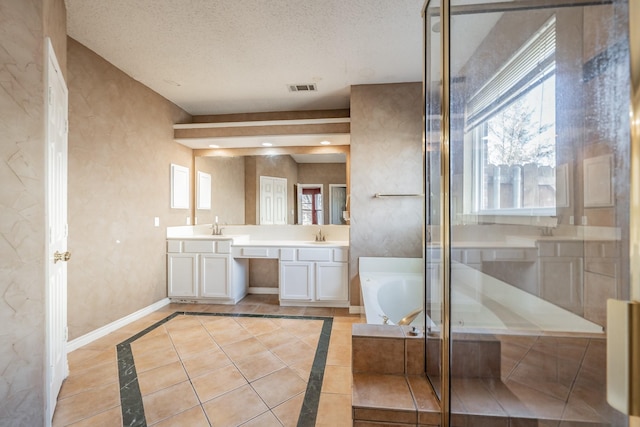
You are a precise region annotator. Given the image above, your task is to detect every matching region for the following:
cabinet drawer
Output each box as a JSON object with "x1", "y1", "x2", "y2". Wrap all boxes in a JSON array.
[
  {"x1": 333, "y1": 248, "x2": 348, "y2": 263},
  {"x1": 167, "y1": 240, "x2": 182, "y2": 253},
  {"x1": 297, "y1": 248, "x2": 332, "y2": 262},
  {"x1": 280, "y1": 248, "x2": 296, "y2": 261},
  {"x1": 217, "y1": 240, "x2": 232, "y2": 254},
  {"x1": 184, "y1": 240, "x2": 216, "y2": 253},
  {"x1": 233, "y1": 247, "x2": 279, "y2": 258},
  {"x1": 482, "y1": 249, "x2": 531, "y2": 262}
]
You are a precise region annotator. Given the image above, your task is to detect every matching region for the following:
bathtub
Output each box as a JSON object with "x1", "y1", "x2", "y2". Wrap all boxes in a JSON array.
[
  {"x1": 359, "y1": 256, "x2": 604, "y2": 335},
  {"x1": 359, "y1": 257, "x2": 425, "y2": 326}
]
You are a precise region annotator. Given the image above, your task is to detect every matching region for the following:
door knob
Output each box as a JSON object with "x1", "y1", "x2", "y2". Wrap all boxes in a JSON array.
[{"x1": 53, "y1": 251, "x2": 71, "y2": 263}]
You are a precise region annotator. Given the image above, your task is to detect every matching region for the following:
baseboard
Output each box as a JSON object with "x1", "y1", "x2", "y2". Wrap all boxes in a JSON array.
[
  {"x1": 67, "y1": 298, "x2": 170, "y2": 352},
  {"x1": 349, "y1": 305, "x2": 364, "y2": 315},
  {"x1": 248, "y1": 287, "x2": 279, "y2": 295}
]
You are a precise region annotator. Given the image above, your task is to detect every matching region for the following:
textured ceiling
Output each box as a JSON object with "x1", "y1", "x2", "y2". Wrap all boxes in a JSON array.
[{"x1": 65, "y1": 0, "x2": 425, "y2": 116}]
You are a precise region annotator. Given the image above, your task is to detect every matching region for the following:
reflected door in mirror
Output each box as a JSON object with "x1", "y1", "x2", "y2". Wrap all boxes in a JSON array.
[{"x1": 260, "y1": 176, "x2": 287, "y2": 224}]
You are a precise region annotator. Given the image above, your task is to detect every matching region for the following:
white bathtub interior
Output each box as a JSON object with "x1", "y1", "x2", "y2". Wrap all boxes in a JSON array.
[{"x1": 359, "y1": 256, "x2": 604, "y2": 335}]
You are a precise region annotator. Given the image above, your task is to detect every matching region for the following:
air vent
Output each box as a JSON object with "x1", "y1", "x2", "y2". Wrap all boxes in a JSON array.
[{"x1": 288, "y1": 83, "x2": 317, "y2": 92}]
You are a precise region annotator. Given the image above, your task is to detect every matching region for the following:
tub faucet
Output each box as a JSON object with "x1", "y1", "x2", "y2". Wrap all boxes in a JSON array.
[{"x1": 315, "y1": 228, "x2": 326, "y2": 242}]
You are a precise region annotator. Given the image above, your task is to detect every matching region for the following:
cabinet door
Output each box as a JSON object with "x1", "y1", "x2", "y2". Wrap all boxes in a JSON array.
[
  {"x1": 316, "y1": 262, "x2": 348, "y2": 301},
  {"x1": 168, "y1": 253, "x2": 198, "y2": 297},
  {"x1": 280, "y1": 261, "x2": 313, "y2": 300},
  {"x1": 200, "y1": 254, "x2": 230, "y2": 298},
  {"x1": 539, "y1": 256, "x2": 583, "y2": 315}
]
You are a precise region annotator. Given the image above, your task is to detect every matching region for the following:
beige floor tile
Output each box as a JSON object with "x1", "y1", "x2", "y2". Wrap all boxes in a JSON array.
[
  {"x1": 234, "y1": 350, "x2": 286, "y2": 382},
  {"x1": 256, "y1": 328, "x2": 297, "y2": 349},
  {"x1": 142, "y1": 381, "x2": 199, "y2": 425},
  {"x1": 271, "y1": 339, "x2": 316, "y2": 366},
  {"x1": 290, "y1": 356, "x2": 315, "y2": 381},
  {"x1": 164, "y1": 315, "x2": 205, "y2": 333},
  {"x1": 133, "y1": 347, "x2": 180, "y2": 373},
  {"x1": 322, "y1": 365, "x2": 352, "y2": 395},
  {"x1": 52, "y1": 382, "x2": 120, "y2": 426},
  {"x1": 236, "y1": 316, "x2": 280, "y2": 335},
  {"x1": 137, "y1": 361, "x2": 188, "y2": 396},
  {"x1": 82, "y1": 331, "x2": 133, "y2": 351},
  {"x1": 277, "y1": 318, "x2": 324, "y2": 338},
  {"x1": 300, "y1": 333, "x2": 320, "y2": 349},
  {"x1": 67, "y1": 347, "x2": 116, "y2": 374},
  {"x1": 181, "y1": 348, "x2": 232, "y2": 379},
  {"x1": 150, "y1": 405, "x2": 210, "y2": 427},
  {"x1": 326, "y1": 343, "x2": 352, "y2": 367},
  {"x1": 241, "y1": 410, "x2": 284, "y2": 427},
  {"x1": 204, "y1": 318, "x2": 253, "y2": 346},
  {"x1": 65, "y1": 406, "x2": 122, "y2": 427},
  {"x1": 227, "y1": 303, "x2": 259, "y2": 314},
  {"x1": 273, "y1": 392, "x2": 305, "y2": 427},
  {"x1": 172, "y1": 334, "x2": 219, "y2": 359},
  {"x1": 222, "y1": 336, "x2": 269, "y2": 362},
  {"x1": 255, "y1": 305, "x2": 306, "y2": 316},
  {"x1": 58, "y1": 360, "x2": 118, "y2": 399},
  {"x1": 315, "y1": 392, "x2": 353, "y2": 427},
  {"x1": 202, "y1": 384, "x2": 269, "y2": 426},
  {"x1": 251, "y1": 367, "x2": 308, "y2": 408},
  {"x1": 191, "y1": 364, "x2": 247, "y2": 403},
  {"x1": 303, "y1": 307, "x2": 335, "y2": 317},
  {"x1": 131, "y1": 333, "x2": 175, "y2": 357}
]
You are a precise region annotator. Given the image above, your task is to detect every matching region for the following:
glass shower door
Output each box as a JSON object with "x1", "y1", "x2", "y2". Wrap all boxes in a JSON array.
[{"x1": 425, "y1": 0, "x2": 634, "y2": 425}]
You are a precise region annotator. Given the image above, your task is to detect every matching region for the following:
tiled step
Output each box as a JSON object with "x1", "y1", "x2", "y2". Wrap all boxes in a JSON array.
[{"x1": 352, "y1": 373, "x2": 440, "y2": 427}]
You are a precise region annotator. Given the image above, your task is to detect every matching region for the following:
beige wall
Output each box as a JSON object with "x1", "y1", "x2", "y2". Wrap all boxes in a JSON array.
[
  {"x1": 67, "y1": 38, "x2": 192, "y2": 339},
  {"x1": 0, "y1": 0, "x2": 66, "y2": 425},
  {"x1": 349, "y1": 83, "x2": 424, "y2": 306}
]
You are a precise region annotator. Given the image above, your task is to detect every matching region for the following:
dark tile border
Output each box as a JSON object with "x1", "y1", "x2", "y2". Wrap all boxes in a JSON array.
[{"x1": 117, "y1": 311, "x2": 333, "y2": 427}]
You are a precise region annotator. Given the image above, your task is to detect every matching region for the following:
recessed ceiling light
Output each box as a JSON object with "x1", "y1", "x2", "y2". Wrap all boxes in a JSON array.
[
  {"x1": 209, "y1": 144, "x2": 220, "y2": 148},
  {"x1": 261, "y1": 142, "x2": 273, "y2": 147},
  {"x1": 320, "y1": 140, "x2": 331, "y2": 145}
]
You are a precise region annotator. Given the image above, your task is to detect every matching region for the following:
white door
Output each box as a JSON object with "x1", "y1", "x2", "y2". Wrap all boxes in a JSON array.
[
  {"x1": 272, "y1": 178, "x2": 287, "y2": 224},
  {"x1": 45, "y1": 38, "x2": 69, "y2": 422},
  {"x1": 259, "y1": 176, "x2": 274, "y2": 224},
  {"x1": 260, "y1": 176, "x2": 287, "y2": 224}
]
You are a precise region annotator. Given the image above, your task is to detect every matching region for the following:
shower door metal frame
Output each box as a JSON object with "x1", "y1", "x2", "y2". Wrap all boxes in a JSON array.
[
  {"x1": 628, "y1": 0, "x2": 640, "y2": 425},
  {"x1": 427, "y1": 0, "x2": 638, "y2": 426}
]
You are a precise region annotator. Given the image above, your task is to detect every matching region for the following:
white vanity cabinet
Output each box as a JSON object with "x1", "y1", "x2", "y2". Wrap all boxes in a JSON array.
[
  {"x1": 279, "y1": 246, "x2": 348, "y2": 306},
  {"x1": 537, "y1": 241, "x2": 584, "y2": 316},
  {"x1": 167, "y1": 239, "x2": 248, "y2": 303},
  {"x1": 167, "y1": 252, "x2": 198, "y2": 297}
]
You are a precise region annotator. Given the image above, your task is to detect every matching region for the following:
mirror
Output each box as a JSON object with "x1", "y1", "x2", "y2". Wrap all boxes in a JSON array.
[{"x1": 194, "y1": 150, "x2": 348, "y2": 225}]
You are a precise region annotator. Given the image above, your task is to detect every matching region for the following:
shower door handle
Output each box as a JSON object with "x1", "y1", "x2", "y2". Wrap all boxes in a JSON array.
[{"x1": 606, "y1": 299, "x2": 640, "y2": 416}]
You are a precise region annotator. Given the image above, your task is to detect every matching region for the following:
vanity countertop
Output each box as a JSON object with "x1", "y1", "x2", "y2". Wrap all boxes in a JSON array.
[
  {"x1": 166, "y1": 235, "x2": 349, "y2": 248},
  {"x1": 232, "y1": 240, "x2": 349, "y2": 248},
  {"x1": 167, "y1": 234, "x2": 250, "y2": 243}
]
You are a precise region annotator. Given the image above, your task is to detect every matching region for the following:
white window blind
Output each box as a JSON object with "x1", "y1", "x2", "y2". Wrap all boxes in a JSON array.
[{"x1": 466, "y1": 16, "x2": 556, "y2": 129}]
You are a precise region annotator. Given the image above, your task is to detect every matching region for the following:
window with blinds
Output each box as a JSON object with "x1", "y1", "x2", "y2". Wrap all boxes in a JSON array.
[{"x1": 466, "y1": 16, "x2": 558, "y2": 216}]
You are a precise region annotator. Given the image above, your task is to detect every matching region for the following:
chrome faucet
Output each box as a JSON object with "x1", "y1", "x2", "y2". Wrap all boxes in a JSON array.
[
  {"x1": 211, "y1": 222, "x2": 223, "y2": 235},
  {"x1": 315, "y1": 228, "x2": 326, "y2": 242}
]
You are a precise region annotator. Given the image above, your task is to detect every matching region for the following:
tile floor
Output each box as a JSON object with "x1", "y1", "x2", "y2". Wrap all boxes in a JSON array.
[{"x1": 52, "y1": 295, "x2": 362, "y2": 427}]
